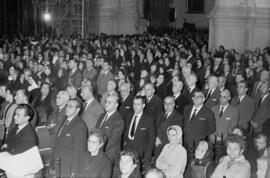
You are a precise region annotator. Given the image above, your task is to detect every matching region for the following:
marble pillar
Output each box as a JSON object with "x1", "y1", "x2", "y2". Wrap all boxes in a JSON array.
[
  {"x1": 209, "y1": 0, "x2": 270, "y2": 52},
  {"x1": 94, "y1": 0, "x2": 147, "y2": 35}
]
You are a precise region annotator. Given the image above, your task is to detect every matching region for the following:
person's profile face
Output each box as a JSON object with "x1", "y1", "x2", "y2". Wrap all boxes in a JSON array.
[{"x1": 14, "y1": 108, "x2": 28, "y2": 125}]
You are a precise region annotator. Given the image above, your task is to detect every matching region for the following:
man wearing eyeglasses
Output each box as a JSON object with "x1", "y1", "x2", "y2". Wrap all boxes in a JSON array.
[{"x1": 183, "y1": 91, "x2": 216, "y2": 152}]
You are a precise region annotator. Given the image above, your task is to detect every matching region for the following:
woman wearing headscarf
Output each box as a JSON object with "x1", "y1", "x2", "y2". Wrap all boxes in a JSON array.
[
  {"x1": 156, "y1": 125, "x2": 187, "y2": 178},
  {"x1": 186, "y1": 140, "x2": 214, "y2": 178}
]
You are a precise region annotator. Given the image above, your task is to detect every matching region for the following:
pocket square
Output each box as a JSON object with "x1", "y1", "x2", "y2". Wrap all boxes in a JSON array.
[
  {"x1": 140, "y1": 128, "x2": 147, "y2": 130},
  {"x1": 212, "y1": 99, "x2": 217, "y2": 101},
  {"x1": 125, "y1": 107, "x2": 130, "y2": 109},
  {"x1": 105, "y1": 126, "x2": 109, "y2": 129},
  {"x1": 66, "y1": 133, "x2": 71, "y2": 136},
  {"x1": 225, "y1": 117, "x2": 231, "y2": 120},
  {"x1": 199, "y1": 117, "x2": 206, "y2": 120}
]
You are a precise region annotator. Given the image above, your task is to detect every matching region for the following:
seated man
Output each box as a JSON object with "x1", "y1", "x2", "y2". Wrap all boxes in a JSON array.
[{"x1": 1, "y1": 104, "x2": 37, "y2": 155}]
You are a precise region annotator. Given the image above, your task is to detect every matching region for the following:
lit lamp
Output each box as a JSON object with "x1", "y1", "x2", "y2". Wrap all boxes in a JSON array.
[{"x1": 43, "y1": 12, "x2": 51, "y2": 22}]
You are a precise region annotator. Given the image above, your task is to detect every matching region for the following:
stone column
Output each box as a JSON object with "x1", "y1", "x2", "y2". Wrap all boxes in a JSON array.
[{"x1": 209, "y1": 0, "x2": 270, "y2": 52}]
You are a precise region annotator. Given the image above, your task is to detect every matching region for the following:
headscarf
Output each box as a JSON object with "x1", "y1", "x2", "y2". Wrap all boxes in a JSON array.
[{"x1": 167, "y1": 125, "x2": 183, "y2": 144}]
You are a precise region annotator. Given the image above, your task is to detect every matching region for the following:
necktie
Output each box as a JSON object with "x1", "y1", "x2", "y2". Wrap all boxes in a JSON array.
[
  {"x1": 257, "y1": 96, "x2": 263, "y2": 110},
  {"x1": 83, "y1": 102, "x2": 87, "y2": 111},
  {"x1": 99, "y1": 114, "x2": 108, "y2": 129},
  {"x1": 190, "y1": 109, "x2": 197, "y2": 120},
  {"x1": 219, "y1": 107, "x2": 224, "y2": 118},
  {"x1": 165, "y1": 112, "x2": 168, "y2": 119},
  {"x1": 256, "y1": 83, "x2": 262, "y2": 93},
  {"x1": 206, "y1": 90, "x2": 212, "y2": 100},
  {"x1": 57, "y1": 119, "x2": 69, "y2": 137},
  {"x1": 130, "y1": 115, "x2": 138, "y2": 138},
  {"x1": 237, "y1": 97, "x2": 241, "y2": 105}
]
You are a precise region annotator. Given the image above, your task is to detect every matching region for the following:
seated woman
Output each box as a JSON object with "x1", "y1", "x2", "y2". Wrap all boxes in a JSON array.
[
  {"x1": 75, "y1": 129, "x2": 112, "y2": 178},
  {"x1": 187, "y1": 140, "x2": 214, "y2": 178},
  {"x1": 156, "y1": 125, "x2": 187, "y2": 178},
  {"x1": 114, "y1": 150, "x2": 141, "y2": 178},
  {"x1": 211, "y1": 135, "x2": 251, "y2": 178}
]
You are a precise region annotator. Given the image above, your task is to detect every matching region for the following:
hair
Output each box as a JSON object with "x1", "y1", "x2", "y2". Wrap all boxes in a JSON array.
[
  {"x1": 16, "y1": 104, "x2": 34, "y2": 121},
  {"x1": 232, "y1": 126, "x2": 246, "y2": 138},
  {"x1": 133, "y1": 95, "x2": 146, "y2": 105},
  {"x1": 89, "y1": 128, "x2": 106, "y2": 145},
  {"x1": 70, "y1": 99, "x2": 82, "y2": 111},
  {"x1": 237, "y1": 80, "x2": 248, "y2": 89},
  {"x1": 225, "y1": 134, "x2": 247, "y2": 151},
  {"x1": 120, "y1": 149, "x2": 140, "y2": 165},
  {"x1": 17, "y1": 88, "x2": 30, "y2": 100}
]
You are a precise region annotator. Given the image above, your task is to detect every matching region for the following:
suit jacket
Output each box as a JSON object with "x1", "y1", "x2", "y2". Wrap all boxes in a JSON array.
[
  {"x1": 174, "y1": 93, "x2": 189, "y2": 116},
  {"x1": 144, "y1": 95, "x2": 163, "y2": 123},
  {"x1": 183, "y1": 105, "x2": 216, "y2": 148},
  {"x1": 2, "y1": 123, "x2": 37, "y2": 155},
  {"x1": 123, "y1": 113, "x2": 156, "y2": 167},
  {"x1": 96, "y1": 71, "x2": 114, "y2": 96},
  {"x1": 119, "y1": 94, "x2": 134, "y2": 122},
  {"x1": 251, "y1": 81, "x2": 262, "y2": 99},
  {"x1": 81, "y1": 98, "x2": 104, "y2": 132},
  {"x1": 210, "y1": 65, "x2": 223, "y2": 77},
  {"x1": 68, "y1": 69, "x2": 83, "y2": 88},
  {"x1": 185, "y1": 86, "x2": 200, "y2": 105},
  {"x1": 211, "y1": 104, "x2": 238, "y2": 139},
  {"x1": 204, "y1": 87, "x2": 220, "y2": 109},
  {"x1": 156, "y1": 110, "x2": 183, "y2": 148},
  {"x1": 47, "y1": 106, "x2": 67, "y2": 141},
  {"x1": 231, "y1": 95, "x2": 255, "y2": 129},
  {"x1": 252, "y1": 94, "x2": 270, "y2": 132},
  {"x1": 224, "y1": 72, "x2": 235, "y2": 90},
  {"x1": 156, "y1": 83, "x2": 167, "y2": 100},
  {"x1": 53, "y1": 115, "x2": 88, "y2": 177},
  {"x1": 95, "y1": 111, "x2": 124, "y2": 163}
]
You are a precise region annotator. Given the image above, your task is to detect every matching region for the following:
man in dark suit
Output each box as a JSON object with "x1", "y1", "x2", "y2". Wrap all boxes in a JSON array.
[
  {"x1": 123, "y1": 96, "x2": 156, "y2": 170},
  {"x1": 47, "y1": 90, "x2": 69, "y2": 141},
  {"x1": 52, "y1": 99, "x2": 88, "y2": 177},
  {"x1": 96, "y1": 60, "x2": 114, "y2": 98},
  {"x1": 210, "y1": 57, "x2": 223, "y2": 77},
  {"x1": 144, "y1": 83, "x2": 163, "y2": 123},
  {"x1": 223, "y1": 64, "x2": 235, "y2": 90},
  {"x1": 204, "y1": 75, "x2": 220, "y2": 108},
  {"x1": 210, "y1": 89, "x2": 238, "y2": 142},
  {"x1": 251, "y1": 81, "x2": 270, "y2": 133},
  {"x1": 183, "y1": 91, "x2": 216, "y2": 150},
  {"x1": 80, "y1": 85, "x2": 104, "y2": 132},
  {"x1": 231, "y1": 81, "x2": 255, "y2": 130},
  {"x1": 68, "y1": 58, "x2": 83, "y2": 88},
  {"x1": 172, "y1": 81, "x2": 189, "y2": 115},
  {"x1": 251, "y1": 71, "x2": 269, "y2": 99},
  {"x1": 154, "y1": 96, "x2": 183, "y2": 158},
  {"x1": 119, "y1": 82, "x2": 134, "y2": 122},
  {"x1": 1, "y1": 104, "x2": 37, "y2": 155},
  {"x1": 95, "y1": 95, "x2": 124, "y2": 164},
  {"x1": 185, "y1": 73, "x2": 200, "y2": 105}
]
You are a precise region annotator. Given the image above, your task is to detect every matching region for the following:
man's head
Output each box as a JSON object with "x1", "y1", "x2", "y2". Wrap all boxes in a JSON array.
[
  {"x1": 219, "y1": 89, "x2": 231, "y2": 106},
  {"x1": 107, "y1": 80, "x2": 117, "y2": 92},
  {"x1": 133, "y1": 96, "x2": 145, "y2": 114},
  {"x1": 192, "y1": 91, "x2": 205, "y2": 107},
  {"x1": 68, "y1": 58, "x2": 78, "y2": 70},
  {"x1": 186, "y1": 73, "x2": 197, "y2": 87},
  {"x1": 14, "y1": 104, "x2": 34, "y2": 126},
  {"x1": 80, "y1": 85, "x2": 94, "y2": 101},
  {"x1": 66, "y1": 86, "x2": 77, "y2": 99},
  {"x1": 88, "y1": 129, "x2": 106, "y2": 156},
  {"x1": 260, "y1": 71, "x2": 269, "y2": 82},
  {"x1": 0, "y1": 84, "x2": 8, "y2": 98},
  {"x1": 119, "y1": 82, "x2": 131, "y2": 98},
  {"x1": 102, "y1": 61, "x2": 111, "y2": 72},
  {"x1": 56, "y1": 90, "x2": 70, "y2": 107},
  {"x1": 172, "y1": 81, "x2": 183, "y2": 95},
  {"x1": 218, "y1": 76, "x2": 226, "y2": 89},
  {"x1": 164, "y1": 97, "x2": 175, "y2": 113},
  {"x1": 65, "y1": 99, "x2": 81, "y2": 118},
  {"x1": 260, "y1": 81, "x2": 269, "y2": 95},
  {"x1": 207, "y1": 76, "x2": 219, "y2": 90},
  {"x1": 104, "y1": 95, "x2": 119, "y2": 113},
  {"x1": 144, "y1": 83, "x2": 155, "y2": 99},
  {"x1": 14, "y1": 89, "x2": 29, "y2": 104},
  {"x1": 223, "y1": 64, "x2": 230, "y2": 73},
  {"x1": 237, "y1": 81, "x2": 248, "y2": 96}
]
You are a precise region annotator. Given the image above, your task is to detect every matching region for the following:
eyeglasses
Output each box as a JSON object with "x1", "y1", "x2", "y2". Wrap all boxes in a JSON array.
[{"x1": 192, "y1": 95, "x2": 204, "y2": 99}]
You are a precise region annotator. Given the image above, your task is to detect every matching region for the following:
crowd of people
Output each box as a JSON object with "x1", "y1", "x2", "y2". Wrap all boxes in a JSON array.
[{"x1": 0, "y1": 29, "x2": 269, "y2": 178}]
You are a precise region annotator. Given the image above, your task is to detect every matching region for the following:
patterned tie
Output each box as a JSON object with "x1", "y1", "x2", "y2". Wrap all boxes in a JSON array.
[{"x1": 130, "y1": 115, "x2": 138, "y2": 138}]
